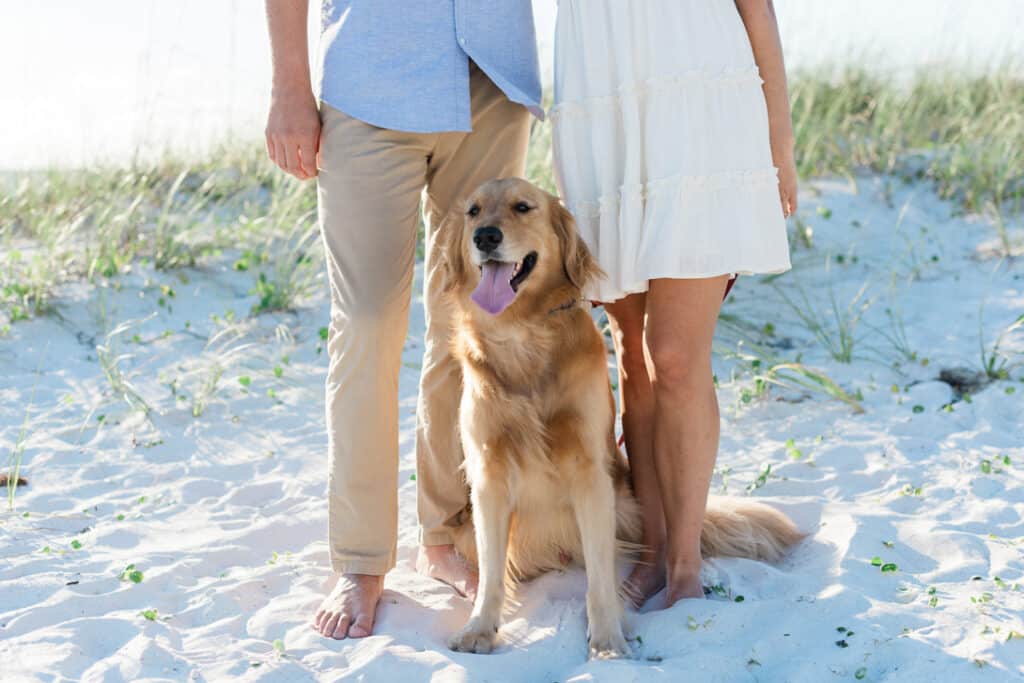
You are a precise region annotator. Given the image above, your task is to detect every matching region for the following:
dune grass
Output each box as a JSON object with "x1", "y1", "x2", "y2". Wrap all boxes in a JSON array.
[
  {"x1": 3, "y1": 68, "x2": 1021, "y2": 328},
  {"x1": 791, "y1": 66, "x2": 1024, "y2": 215},
  {"x1": 774, "y1": 278, "x2": 875, "y2": 364}
]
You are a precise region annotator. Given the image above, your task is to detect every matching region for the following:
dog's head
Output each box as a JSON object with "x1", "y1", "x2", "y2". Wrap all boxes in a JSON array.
[{"x1": 441, "y1": 178, "x2": 602, "y2": 316}]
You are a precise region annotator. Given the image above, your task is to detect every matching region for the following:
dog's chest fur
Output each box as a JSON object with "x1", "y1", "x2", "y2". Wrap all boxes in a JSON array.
[{"x1": 452, "y1": 308, "x2": 611, "y2": 476}]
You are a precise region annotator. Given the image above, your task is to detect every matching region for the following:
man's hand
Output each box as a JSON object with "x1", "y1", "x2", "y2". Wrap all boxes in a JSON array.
[
  {"x1": 266, "y1": 86, "x2": 320, "y2": 180},
  {"x1": 265, "y1": 0, "x2": 317, "y2": 180}
]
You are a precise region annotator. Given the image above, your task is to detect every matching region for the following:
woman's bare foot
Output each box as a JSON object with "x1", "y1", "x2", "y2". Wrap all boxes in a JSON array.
[
  {"x1": 417, "y1": 544, "x2": 478, "y2": 599},
  {"x1": 312, "y1": 573, "x2": 384, "y2": 639},
  {"x1": 621, "y1": 552, "x2": 666, "y2": 608},
  {"x1": 664, "y1": 564, "x2": 705, "y2": 608}
]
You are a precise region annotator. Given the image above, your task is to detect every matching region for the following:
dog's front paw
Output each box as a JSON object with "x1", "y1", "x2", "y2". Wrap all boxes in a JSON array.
[
  {"x1": 448, "y1": 621, "x2": 499, "y2": 654},
  {"x1": 588, "y1": 626, "x2": 632, "y2": 660}
]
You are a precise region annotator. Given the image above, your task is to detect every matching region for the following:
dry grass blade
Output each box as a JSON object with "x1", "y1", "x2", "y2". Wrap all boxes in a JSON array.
[{"x1": 95, "y1": 315, "x2": 157, "y2": 416}]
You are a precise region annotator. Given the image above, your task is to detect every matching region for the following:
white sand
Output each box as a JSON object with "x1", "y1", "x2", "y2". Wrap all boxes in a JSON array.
[{"x1": 1, "y1": 176, "x2": 1022, "y2": 682}]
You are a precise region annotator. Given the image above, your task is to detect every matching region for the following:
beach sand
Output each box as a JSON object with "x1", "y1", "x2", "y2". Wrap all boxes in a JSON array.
[{"x1": 1, "y1": 176, "x2": 1022, "y2": 681}]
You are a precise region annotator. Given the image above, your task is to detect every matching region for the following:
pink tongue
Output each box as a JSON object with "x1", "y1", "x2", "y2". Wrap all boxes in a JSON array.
[{"x1": 471, "y1": 262, "x2": 517, "y2": 315}]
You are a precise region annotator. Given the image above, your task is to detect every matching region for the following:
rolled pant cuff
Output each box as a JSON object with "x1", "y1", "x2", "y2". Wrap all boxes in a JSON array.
[
  {"x1": 330, "y1": 556, "x2": 394, "y2": 576},
  {"x1": 419, "y1": 528, "x2": 456, "y2": 547}
]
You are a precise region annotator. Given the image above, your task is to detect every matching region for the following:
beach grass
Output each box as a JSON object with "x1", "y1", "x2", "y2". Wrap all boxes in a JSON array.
[{"x1": 791, "y1": 66, "x2": 1024, "y2": 219}]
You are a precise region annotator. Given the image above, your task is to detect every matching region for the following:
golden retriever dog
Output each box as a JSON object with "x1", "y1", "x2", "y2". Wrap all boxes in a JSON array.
[{"x1": 440, "y1": 178, "x2": 803, "y2": 659}]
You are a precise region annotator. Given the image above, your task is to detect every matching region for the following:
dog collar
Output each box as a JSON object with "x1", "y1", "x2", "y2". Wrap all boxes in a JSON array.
[{"x1": 548, "y1": 298, "x2": 578, "y2": 315}]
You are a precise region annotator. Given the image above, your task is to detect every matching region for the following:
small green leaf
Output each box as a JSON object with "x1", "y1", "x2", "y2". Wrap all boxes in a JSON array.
[
  {"x1": 273, "y1": 639, "x2": 286, "y2": 656},
  {"x1": 70, "y1": 540, "x2": 82, "y2": 550},
  {"x1": 141, "y1": 609, "x2": 158, "y2": 621},
  {"x1": 980, "y1": 459, "x2": 992, "y2": 474},
  {"x1": 882, "y1": 540, "x2": 895, "y2": 548},
  {"x1": 855, "y1": 667, "x2": 867, "y2": 680},
  {"x1": 273, "y1": 366, "x2": 283, "y2": 378},
  {"x1": 238, "y1": 376, "x2": 252, "y2": 387},
  {"x1": 319, "y1": 327, "x2": 329, "y2": 341},
  {"x1": 870, "y1": 557, "x2": 882, "y2": 567},
  {"x1": 912, "y1": 405, "x2": 925, "y2": 414},
  {"x1": 880, "y1": 563, "x2": 898, "y2": 573}
]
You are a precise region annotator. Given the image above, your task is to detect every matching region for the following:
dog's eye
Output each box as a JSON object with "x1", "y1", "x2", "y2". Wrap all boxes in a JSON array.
[
  {"x1": 467, "y1": 204, "x2": 480, "y2": 217},
  {"x1": 514, "y1": 202, "x2": 532, "y2": 213}
]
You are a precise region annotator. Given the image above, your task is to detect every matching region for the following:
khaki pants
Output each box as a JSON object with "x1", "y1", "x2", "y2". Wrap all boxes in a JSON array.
[{"x1": 317, "y1": 66, "x2": 531, "y2": 575}]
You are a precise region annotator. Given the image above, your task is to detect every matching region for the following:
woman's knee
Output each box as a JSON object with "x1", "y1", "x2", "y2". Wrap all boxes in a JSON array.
[{"x1": 645, "y1": 334, "x2": 711, "y2": 392}]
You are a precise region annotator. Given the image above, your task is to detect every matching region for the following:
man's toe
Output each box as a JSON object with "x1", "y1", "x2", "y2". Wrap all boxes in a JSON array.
[
  {"x1": 320, "y1": 612, "x2": 341, "y2": 637},
  {"x1": 331, "y1": 615, "x2": 352, "y2": 640},
  {"x1": 347, "y1": 612, "x2": 374, "y2": 638}
]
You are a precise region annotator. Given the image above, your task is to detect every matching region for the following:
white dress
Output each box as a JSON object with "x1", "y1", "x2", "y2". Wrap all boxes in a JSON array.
[{"x1": 551, "y1": 0, "x2": 792, "y2": 303}]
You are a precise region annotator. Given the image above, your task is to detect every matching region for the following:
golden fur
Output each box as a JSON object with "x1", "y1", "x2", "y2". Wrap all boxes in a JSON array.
[{"x1": 442, "y1": 178, "x2": 803, "y2": 658}]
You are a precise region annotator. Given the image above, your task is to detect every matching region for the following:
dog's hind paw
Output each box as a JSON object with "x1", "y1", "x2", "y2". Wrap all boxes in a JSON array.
[{"x1": 448, "y1": 622, "x2": 499, "y2": 654}]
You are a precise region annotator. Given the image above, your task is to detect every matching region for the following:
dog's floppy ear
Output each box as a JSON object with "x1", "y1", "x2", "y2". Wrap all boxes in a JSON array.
[
  {"x1": 437, "y1": 209, "x2": 467, "y2": 293},
  {"x1": 550, "y1": 197, "x2": 603, "y2": 291}
]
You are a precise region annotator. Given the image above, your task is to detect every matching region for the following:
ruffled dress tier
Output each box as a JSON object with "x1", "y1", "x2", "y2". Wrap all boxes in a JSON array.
[{"x1": 551, "y1": 0, "x2": 792, "y2": 303}]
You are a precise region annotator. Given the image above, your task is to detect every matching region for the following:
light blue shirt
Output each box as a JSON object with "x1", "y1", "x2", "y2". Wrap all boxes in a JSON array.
[{"x1": 317, "y1": 1, "x2": 544, "y2": 133}]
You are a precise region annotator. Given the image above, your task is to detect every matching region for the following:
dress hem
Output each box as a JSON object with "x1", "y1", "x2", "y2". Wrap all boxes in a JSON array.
[{"x1": 588, "y1": 263, "x2": 792, "y2": 304}]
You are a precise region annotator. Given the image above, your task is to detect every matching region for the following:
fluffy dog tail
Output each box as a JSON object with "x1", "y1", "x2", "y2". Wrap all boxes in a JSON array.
[{"x1": 701, "y1": 497, "x2": 804, "y2": 563}]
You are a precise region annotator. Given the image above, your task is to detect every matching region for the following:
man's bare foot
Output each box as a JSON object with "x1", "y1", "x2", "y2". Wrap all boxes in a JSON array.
[
  {"x1": 621, "y1": 556, "x2": 666, "y2": 609},
  {"x1": 664, "y1": 564, "x2": 705, "y2": 608},
  {"x1": 417, "y1": 544, "x2": 478, "y2": 599},
  {"x1": 312, "y1": 573, "x2": 384, "y2": 639}
]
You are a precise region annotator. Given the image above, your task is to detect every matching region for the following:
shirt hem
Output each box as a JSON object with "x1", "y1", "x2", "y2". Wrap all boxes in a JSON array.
[{"x1": 319, "y1": 93, "x2": 473, "y2": 134}]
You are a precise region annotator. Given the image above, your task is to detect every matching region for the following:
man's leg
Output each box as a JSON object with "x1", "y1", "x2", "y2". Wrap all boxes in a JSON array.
[
  {"x1": 314, "y1": 103, "x2": 434, "y2": 638},
  {"x1": 415, "y1": 64, "x2": 532, "y2": 592}
]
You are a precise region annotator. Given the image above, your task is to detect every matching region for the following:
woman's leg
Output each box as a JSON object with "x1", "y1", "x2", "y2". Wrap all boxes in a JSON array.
[
  {"x1": 643, "y1": 276, "x2": 730, "y2": 606},
  {"x1": 603, "y1": 294, "x2": 665, "y2": 607}
]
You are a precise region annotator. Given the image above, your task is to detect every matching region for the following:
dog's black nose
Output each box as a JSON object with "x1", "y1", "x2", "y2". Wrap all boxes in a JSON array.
[{"x1": 473, "y1": 226, "x2": 503, "y2": 253}]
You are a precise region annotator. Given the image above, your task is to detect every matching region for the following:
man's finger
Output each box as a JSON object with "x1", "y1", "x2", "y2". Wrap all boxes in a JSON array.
[
  {"x1": 273, "y1": 140, "x2": 289, "y2": 173},
  {"x1": 298, "y1": 138, "x2": 318, "y2": 178},
  {"x1": 266, "y1": 135, "x2": 276, "y2": 164},
  {"x1": 282, "y1": 140, "x2": 300, "y2": 176}
]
